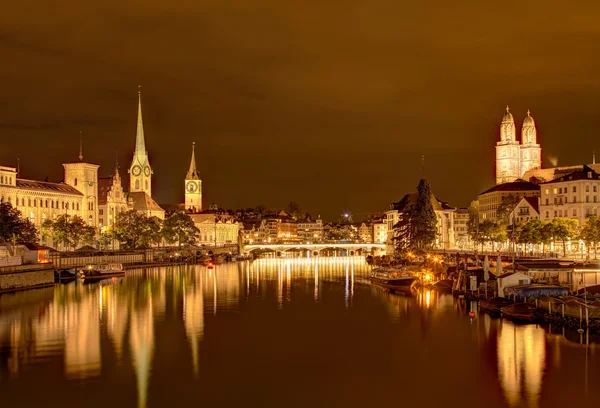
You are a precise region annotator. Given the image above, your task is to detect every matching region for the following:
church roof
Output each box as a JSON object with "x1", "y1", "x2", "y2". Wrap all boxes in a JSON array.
[
  {"x1": 542, "y1": 165, "x2": 600, "y2": 184},
  {"x1": 128, "y1": 191, "x2": 164, "y2": 213},
  {"x1": 479, "y1": 181, "x2": 540, "y2": 195},
  {"x1": 502, "y1": 106, "x2": 514, "y2": 123},
  {"x1": 15, "y1": 179, "x2": 83, "y2": 196},
  {"x1": 135, "y1": 90, "x2": 146, "y2": 157},
  {"x1": 522, "y1": 109, "x2": 535, "y2": 127},
  {"x1": 186, "y1": 142, "x2": 200, "y2": 180}
]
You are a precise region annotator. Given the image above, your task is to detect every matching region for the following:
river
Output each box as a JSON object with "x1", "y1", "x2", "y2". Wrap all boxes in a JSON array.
[{"x1": 0, "y1": 257, "x2": 598, "y2": 407}]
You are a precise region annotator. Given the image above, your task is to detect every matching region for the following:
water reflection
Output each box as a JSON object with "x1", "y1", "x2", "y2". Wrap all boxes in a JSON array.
[
  {"x1": 0, "y1": 258, "x2": 598, "y2": 408},
  {"x1": 497, "y1": 322, "x2": 545, "y2": 407}
]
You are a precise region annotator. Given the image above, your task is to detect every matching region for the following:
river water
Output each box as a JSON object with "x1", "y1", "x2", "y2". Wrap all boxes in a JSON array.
[{"x1": 0, "y1": 257, "x2": 598, "y2": 407}]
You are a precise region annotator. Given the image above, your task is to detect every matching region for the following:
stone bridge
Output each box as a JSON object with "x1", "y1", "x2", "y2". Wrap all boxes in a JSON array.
[{"x1": 243, "y1": 243, "x2": 386, "y2": 255}]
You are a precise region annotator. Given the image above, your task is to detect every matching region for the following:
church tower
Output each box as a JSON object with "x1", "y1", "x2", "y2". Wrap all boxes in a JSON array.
[
  {"x1": 519, "y1": 109, "x2": 541, "y2": 177},
  {"x1": 128, "y1": 88, "x2": 153, "y2": 196},
  {"x1": 495, "y1": 106, "x2": 521, "y2": 184},
  {"x1": 63, "y1": 134, "x2": 99, "y2": 226},
  {"x1": 185, "y1": 142, "x2": 202, "y2": 212}
]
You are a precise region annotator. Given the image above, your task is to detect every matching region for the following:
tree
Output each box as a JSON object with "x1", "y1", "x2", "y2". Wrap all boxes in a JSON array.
[
  {"x1": 112, "y1": 210, "x2": 163, "y2": 249},
  {"x1": 411, "y1": 179, "x2": 437, "y2": 250},
  {"x1": 393, "y1": 179, "x2": 437, "y2": 254},
  {"x1": 517, "y1": 219, "x2": 544, "y2": 252},
  {"x1": 548, "y1": 218, "x2": 579, "y2": 257},
  {"x1": 480, "y1": 219, "x2": 504, "y2": 251},
  {"x1": 161, "y1": 211, "x2": 200, "y2": 246},
  {"x1": 466, "y1": 203, "x2": 482, "y2": 250},
  {"x1": 286, "y1": 202, "x2": 302, "y2": 220},
  {"x1": 496, "y1": 194, "x2": 520, "y2": 224},
  {"x1": 579, "y1": 217, "x2": 600, "y2": 259},
  {"x1": 40, "y1": 214, "x2": 95, "y2": 251},
  {"x1": 0, "y1": 202, "x2": 38, "y2": 255}
]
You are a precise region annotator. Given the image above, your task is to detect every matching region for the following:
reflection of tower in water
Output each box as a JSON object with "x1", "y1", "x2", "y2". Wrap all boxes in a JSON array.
[
  {"x1": 129, "y1": 291, "x2": 154, "y2": 408},
  {"x1": 184, "y1": 272, "x2": 204, "y2": 376},
  {"x1": 497, "y1": 321, "x2": 545, "y2": 407}
]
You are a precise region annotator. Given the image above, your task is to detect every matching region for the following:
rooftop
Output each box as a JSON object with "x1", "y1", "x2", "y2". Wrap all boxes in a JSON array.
[
  {"x1": 479, "y1": 181, "x2": 540, "y2": 195},
  {"x1": 15, "y1": 179, "x2": 83, "y2": 196}
]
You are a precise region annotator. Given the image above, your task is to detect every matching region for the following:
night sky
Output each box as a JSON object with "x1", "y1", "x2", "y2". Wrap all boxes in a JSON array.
[{"x1": 2, "y1": 1, "x2": 600, "y2": 220}]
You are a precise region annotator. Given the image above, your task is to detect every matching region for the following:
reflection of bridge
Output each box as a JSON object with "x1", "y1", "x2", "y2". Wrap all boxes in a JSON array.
[{"x1": 243, "y1": 243, "x2": 386, "y2": 254}]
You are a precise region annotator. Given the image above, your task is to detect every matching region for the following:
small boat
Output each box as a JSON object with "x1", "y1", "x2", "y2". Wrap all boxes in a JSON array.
[
  {"x1": 78, "y1": 262, "x2": 124, "y2": 278},
  {"x1": 501, "y1": 303, "x2": 537, "y2": 323},
  {"x1": 54, "y1": 268, "x2": 78, "y2": 282},
  {"x1": 432, "y1": 279, "x2": 454, "y2": 291},
  {"x1": 370, "y1": 268, "x2": 418, "y2": 291},
  {"x1": 479, "y1": 298, "x2": 514, "y2": 317}
]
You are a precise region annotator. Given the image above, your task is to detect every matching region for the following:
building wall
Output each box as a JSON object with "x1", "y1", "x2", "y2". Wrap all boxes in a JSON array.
[
  {"x1": 539, "y1": 178, "x2": 600, "y2": 225},
  {"x1": 372, "y1": 223, "x2": 387, "y2": 244},
  {"x1": 478, "y1": 190, "x2": 540, "y2": 222},
  {"x1": 63, "y1": 163, "x2": 100, "y2": 227}
]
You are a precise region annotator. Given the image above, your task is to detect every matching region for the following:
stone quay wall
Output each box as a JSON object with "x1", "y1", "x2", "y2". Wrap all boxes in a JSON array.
[{"x1": 0, "y1": 266, "x2": 54, "y2": 293}]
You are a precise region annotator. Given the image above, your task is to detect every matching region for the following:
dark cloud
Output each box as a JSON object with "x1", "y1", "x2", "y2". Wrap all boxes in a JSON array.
[{"x1": 1, "y1": 1, "x2": 600, "y2": 219}]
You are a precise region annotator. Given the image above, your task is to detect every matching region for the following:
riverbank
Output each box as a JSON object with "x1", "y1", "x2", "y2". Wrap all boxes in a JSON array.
[{"x1": 0, "y1": 264, "x2": 55, "y2": 293}]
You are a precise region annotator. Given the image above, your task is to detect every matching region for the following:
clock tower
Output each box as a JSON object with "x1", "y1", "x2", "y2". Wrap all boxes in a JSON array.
[
  {"x1": 185, "y1": 142, "x2": 202, "y2": 212},
  {"x1": 128, "y1": 88, "x2": 153, "y2": 196}
]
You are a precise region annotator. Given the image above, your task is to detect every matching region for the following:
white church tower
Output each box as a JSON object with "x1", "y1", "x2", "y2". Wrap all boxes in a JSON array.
[
  {"x1": 128, "y1": 88, "x2": 153, "y2": 196},
  {"x1": 519, "y1": 109, "x2": 541, "y2": 177},
  {"x1": 495, "y1": 106, "x2": 521, "y2": 184},
  {"x1": 185, "y1": 142, "x2": 202, "y2": 212}
]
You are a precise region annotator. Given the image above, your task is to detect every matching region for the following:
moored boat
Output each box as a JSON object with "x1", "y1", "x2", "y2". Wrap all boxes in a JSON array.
[
  {"x1": 78, "y1": 262, "x2": 124, "y2": 278},
  {"x1": 500, "y1": 303, "x2": 537, "y2": 323},
  {"x1": 370, "y1": 268, "x2": 418, "y2": 291},
  {"x1": 479, "y1": 297, "x2": 513, "y2": 317}
]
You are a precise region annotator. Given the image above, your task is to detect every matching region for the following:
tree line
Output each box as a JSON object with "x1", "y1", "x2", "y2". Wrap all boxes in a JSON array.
[
  {"x1": 467, "y1": 203, "x2": 593, "y2": 257},
  {"x1": 0, "y1": 202, "x2": 202, "y2": 251}
]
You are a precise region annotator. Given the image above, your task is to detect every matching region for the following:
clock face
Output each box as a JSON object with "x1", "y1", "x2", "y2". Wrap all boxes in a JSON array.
[
  {"x1": 144, "y1": 166, "x2": 151, "y2": 177},
  {"x1": 132, "y1": 165, "x2": 142, "y2": 176},
  {"x1": 186, "y1": 181, "x2": 198, "y2": 193}
]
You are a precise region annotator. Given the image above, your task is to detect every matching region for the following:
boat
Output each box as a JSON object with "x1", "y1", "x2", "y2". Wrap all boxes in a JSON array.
[
  {"x1": 503, "y1": 284, "x2": 569, "y2": 301},
  {"x1": 54, "y1": 268, "x2": 78, "y2": 282},
  {"x1": 78, "y1": 262, "x2": 124, "y2": 278},
  {"x1": 432, "y1": 279, "x2": 454, "y2": 291},
  {"x1": 369, "y1": 268, "x2": 418, "y2": 292},
  {"x1": 479, "y1": 297, "x2": 514, "y2": 317},
  {"x1": 500, "y1": 303, "x2": 538, "y2": 323}
]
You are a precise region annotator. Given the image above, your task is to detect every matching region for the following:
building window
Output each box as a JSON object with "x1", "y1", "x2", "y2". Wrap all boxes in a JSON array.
[
  {"x1": 573, "y1": 186, "x2": 577, "y2": 193},
  {"x1": 99, "y1": 209, "x2": 104, "y2": 215},
  {"x1": 586, "y1": 196, "x2": 590, "y2": 203},
  {"x1": 559, "y1": 210, "x2": 562, "y2": 217},
  {"x1": 135, "y1": 180, "x2": 140, "y2": 190},
  {"x1": 554, "y1": 211, "x2": 557, "y2": 217},
  {"x1": 30, "y1": 212, "x2": 34, "y2": 223},
  {"x1": 74, "y1": 178, "x2": 78, "y2": 186},
  {"x1": 573, "y1": 209, "x2": 577, "y2": 216},
  {"x1": 586, "y1": 185, "x2": 590, "y2": 192},
  {"x1": 545, "y1": 198, "x2": 549, "y2": 205},
  {"x1": 595, "y1": 186, "x2": 598, "y2": 193},
  {"x1": 145, "y1": 180, "x2": 148, "y2": 191},
  {"x1": 77, "y1": 203, "x2": 80, "y2": 210},
  {"x1": 22, "y1": 198, "x2": 25, "y2": 206},
  {"x1": 51, "y1": 201, "x2": 54, "y2": 209}
]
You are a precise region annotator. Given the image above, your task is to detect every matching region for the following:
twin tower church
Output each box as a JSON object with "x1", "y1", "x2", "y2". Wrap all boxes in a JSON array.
[
  {"x1": 126, "y1": 90, "x2": 203, "y2": 218},
  {"x1": 495, "y1": 106, "x2": 542, "y2": 185}
]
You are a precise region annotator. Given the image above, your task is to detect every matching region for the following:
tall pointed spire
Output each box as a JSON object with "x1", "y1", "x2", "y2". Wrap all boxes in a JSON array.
[
  {"x1": 187, "y1": 142, "x2": 200, "y2": 180},
  {"x1": 135, "y1": 86, "x2": 147, "y2": 156}
]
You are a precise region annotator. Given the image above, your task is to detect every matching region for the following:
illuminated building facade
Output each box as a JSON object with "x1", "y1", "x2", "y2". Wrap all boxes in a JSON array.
[
  {"x1": 98, "y1": 166, "x2": 130, "y2": 229},
  {"x1": 539, "y1": 165, "x2": 600, "y2": 225},
  {"x1": 477, "y1": 181, "x2": 540, "y2": 222},
  {"x1": 189, "y1": 212, "x2": 239, "y2": 246},
  {"x1": 496, "y1": 107, "x2": 541, "y2": 184},
  {"x1": 0, "y1": 164, "x2": 94, "y2": 234}
]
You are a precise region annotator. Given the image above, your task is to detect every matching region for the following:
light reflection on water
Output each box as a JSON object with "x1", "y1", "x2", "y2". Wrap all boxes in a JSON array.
[{"x1": 0, "y1": 257, "x2": 598, "y2": 407}]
